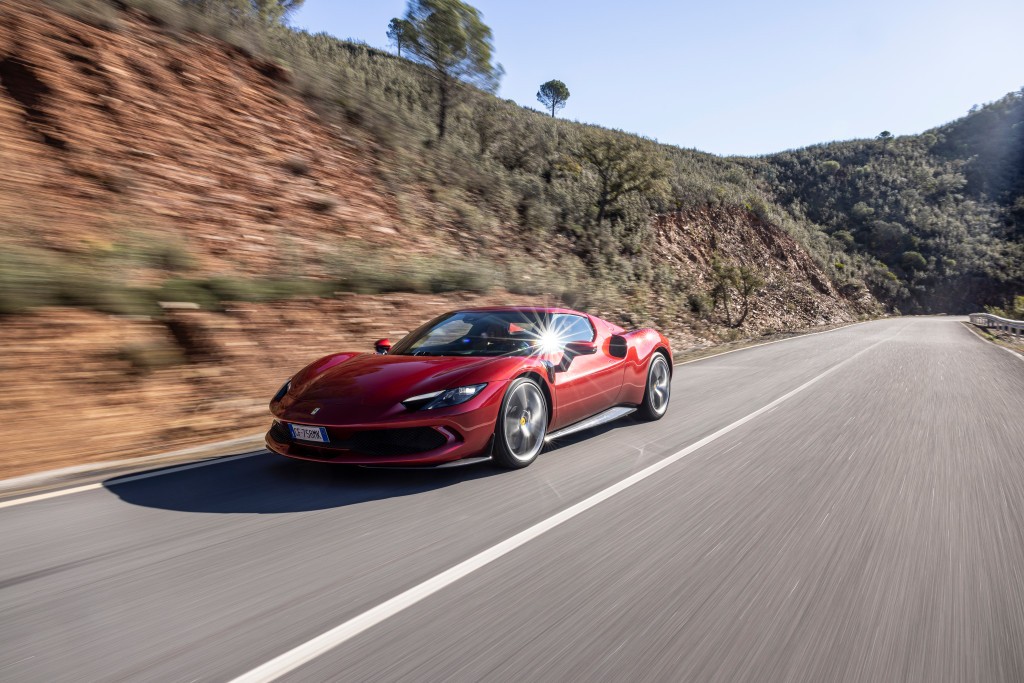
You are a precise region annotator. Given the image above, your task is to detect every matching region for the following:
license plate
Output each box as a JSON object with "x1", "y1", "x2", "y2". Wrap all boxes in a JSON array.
[{"x1": 288, "y1": 424, "x2": 329, "y2": 443}]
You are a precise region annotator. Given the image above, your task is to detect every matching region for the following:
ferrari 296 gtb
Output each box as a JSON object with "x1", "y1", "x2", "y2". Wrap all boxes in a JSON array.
[{"x1": 265, "y1": 306, "x2": 672, "y2": 469}]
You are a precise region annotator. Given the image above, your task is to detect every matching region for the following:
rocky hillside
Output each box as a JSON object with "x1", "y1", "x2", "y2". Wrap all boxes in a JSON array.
[{"x1": 0, "y1": 1, "x2": 876, "y2": 477}]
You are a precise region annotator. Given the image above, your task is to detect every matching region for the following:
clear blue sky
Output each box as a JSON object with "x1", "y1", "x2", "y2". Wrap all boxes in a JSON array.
[{"x1": 290, "y1": 0, "x2": 1024, "y2": 157}]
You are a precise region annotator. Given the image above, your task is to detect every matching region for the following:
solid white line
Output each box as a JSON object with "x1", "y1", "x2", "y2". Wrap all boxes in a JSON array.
[
  {"x1": 0, "y1": 453, "x2": 261, "y2": 510},
  {"x1": 229, "y1": 333, "x2": 892, "y2": 683},
  {"x1": 0, "y1": 432, "x2": 266, "y2": 494}
]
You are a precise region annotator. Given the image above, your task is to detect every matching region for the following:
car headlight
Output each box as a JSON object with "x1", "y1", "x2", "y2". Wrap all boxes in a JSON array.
[
  {"x1": 402, "y1": 384, "x2": 487, "y2": 411},
  {"x1": 272, "y1": 380, "x2": 291, "y2": 402}
]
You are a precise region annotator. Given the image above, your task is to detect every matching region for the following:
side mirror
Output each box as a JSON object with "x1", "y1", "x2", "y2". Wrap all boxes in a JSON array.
[
  {"x1": 374, "y1": 338, "x2": 392, "y2": 355},
  {"x1": 555, "y1": 341, "x2": 598, "y2": 372},
  {"x1": 564, "y1": 341, "x2": 598, "y2": 356}
]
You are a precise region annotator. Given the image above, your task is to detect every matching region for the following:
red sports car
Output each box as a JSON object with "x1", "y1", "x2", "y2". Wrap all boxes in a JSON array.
[{"x1": 266, "y1": 306, "x2": 672, "y2": 469}]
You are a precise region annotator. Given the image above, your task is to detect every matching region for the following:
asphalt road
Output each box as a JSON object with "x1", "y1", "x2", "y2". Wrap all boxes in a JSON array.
[{"x1": 2, "y1": 317, "x2": 1023, "y2": 682}]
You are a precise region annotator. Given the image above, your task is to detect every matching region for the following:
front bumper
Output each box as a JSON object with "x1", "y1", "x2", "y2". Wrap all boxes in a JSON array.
[{"x1": 265, "y1": 383, "x2": 505, "y2": 466}]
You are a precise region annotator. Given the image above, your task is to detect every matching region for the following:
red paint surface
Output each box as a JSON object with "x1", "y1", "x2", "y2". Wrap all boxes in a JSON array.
[{"x1": 266, "y1": 307, "x2": 671, "y2": 466}]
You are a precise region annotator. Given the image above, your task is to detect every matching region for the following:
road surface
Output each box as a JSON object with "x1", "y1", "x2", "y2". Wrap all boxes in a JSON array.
[{"x1": 1, "y1": 317, "x2": 1023, "y2": 682}]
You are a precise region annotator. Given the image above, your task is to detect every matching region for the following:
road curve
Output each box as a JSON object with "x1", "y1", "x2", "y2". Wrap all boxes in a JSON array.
[{"x1": 1, "y1": 317, "x2": 1023, "y2": 682}]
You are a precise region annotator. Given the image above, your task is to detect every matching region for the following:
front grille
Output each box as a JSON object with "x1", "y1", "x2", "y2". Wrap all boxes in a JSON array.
[
  {"x1": 272, "y1": 423, "x2": 450, "y2": 458},
  {"x1": 269, "y1": 420, "x2": 290, "y2": 443},
  {"x1": 343, "y1": 428, "x2": 449, "y2": 457}
]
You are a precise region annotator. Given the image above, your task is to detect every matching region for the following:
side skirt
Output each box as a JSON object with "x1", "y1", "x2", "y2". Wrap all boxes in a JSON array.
[{"x1": 545, "y1": 405, "x2": 637, "y2": 442}]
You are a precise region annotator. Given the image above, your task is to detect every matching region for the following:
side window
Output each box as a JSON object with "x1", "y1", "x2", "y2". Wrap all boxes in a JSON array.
[{"x1": 553, "y1": 314, "x2": 594, "y2": 343}]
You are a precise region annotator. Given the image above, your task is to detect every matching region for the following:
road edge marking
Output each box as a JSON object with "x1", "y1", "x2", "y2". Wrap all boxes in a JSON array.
[
  {"x1": 0, "y1": 432, "x2": 267, "y2": 494},
  {"x1": 228, "y1": 333, "x2": 892, "y2": 683},
  {"x1": 0, "y1": 453, "x2": 262, "y2": 510},
  {"x1": 958, "y1": 321, "x2": 1024, "y2": 363}
]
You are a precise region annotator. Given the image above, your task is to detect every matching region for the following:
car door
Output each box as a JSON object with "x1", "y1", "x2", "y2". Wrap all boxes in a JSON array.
[{"x1": 550, "y1": 314, "x2": 627, "y2": 429}]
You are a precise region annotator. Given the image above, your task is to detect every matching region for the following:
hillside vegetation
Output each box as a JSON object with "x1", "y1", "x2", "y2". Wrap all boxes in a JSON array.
[
  {"x1": 4, "y1": 0, "x2": 1020, "y2": 322},
  {"x1": 252, "y1": 2, "x2": 1022, "y2": 315},
  {"x1": 760, "y1": 92, "x2": 1024, "y2": 312}
]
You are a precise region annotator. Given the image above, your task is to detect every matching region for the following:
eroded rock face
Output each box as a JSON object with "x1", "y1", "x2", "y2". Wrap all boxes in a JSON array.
[
  {"x1": 0, "y1": 3, "x2": 405, "y2": 272},
  {"x1": 654, "y1": 208, "x2": 877, "y2": 334}
]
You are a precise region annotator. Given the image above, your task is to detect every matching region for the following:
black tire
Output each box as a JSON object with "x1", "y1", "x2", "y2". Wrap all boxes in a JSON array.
[
  {"x1": 636, "y1": 352, "x2": 671, "y2": 421},
  {"x1": 492, "y1": 377, "x2": 548, "y2": 469}
]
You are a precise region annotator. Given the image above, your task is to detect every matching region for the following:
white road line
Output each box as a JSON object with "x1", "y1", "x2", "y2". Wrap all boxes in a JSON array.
[
  {"x1": 229, "y1": 333, "x2": 893, "y2": 683},
  {"x1": 0, "y1": 453, "x2": 261, "y2": 510}
]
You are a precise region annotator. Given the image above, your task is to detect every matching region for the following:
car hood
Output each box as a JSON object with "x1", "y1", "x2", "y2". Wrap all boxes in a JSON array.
[{"x1": 274, "y1": 352, "x2": 531, "y2": 424}]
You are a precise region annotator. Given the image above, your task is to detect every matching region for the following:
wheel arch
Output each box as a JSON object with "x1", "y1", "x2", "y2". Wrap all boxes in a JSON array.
[
  {"x1": 515, "y1": 371, "x2": 554, "y2": 426},
  {"x1": 652, "y1": 346, "x2": 673, "y2": 376}
]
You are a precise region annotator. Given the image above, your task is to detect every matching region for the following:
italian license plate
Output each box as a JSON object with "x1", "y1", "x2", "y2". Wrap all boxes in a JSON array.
[{"x1": 288, "y1": 424, "x2": 329, "y2": 443}]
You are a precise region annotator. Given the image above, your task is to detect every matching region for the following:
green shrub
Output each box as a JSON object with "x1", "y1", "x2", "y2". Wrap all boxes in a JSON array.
[
  {"x1": 204, "y1": 276, "x2": 258, "y2": 303},
  {"x1": 832, "y1": 230, "x2": 855, "y2": 248},
  {"x1": 901, "y1": 251, "x2": 928, "y2": 272},
  {"x1": 0, "y1": 248, "x2": 61, "y2": 315},
  {"x1": 428, "y1": 263, "x2": 492, "y2": 293},
  {"x1": 820, "y1": 160, "x2": 841, "y2": 174},
  {"x1": 116, "y1": 342, "x2": 185, "y2": 375},
  {"x1": 687, "y1": 291, "x2": 713, "y2": 317}
]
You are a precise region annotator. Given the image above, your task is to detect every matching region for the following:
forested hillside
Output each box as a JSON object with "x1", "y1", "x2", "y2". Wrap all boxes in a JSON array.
[{"x1": 761, "y1": 92, "x2": 1024, "y2": 312}]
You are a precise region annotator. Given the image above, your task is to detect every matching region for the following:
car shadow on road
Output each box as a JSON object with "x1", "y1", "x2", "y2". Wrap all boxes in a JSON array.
[{"x1": 102, "y1": 423, "x2": 623, "y2": 515}]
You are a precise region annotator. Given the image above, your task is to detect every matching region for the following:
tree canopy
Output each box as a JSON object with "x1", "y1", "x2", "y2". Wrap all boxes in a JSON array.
[
  {"x1": 386, "y1": 18, "x2": 413, "y2": 57},
  {"x1": 574, "y1": 132, "x2": 670, "y2": 226},
  {"x1": 403, "y1": 0, "x2": 499, "y2": 139},
  {"x1": 537, "y1": 80, "x2": 570, "y2": 118}
]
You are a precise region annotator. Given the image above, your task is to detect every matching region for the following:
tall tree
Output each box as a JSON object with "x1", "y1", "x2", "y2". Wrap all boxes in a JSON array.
[
  {"x1": 708, "y1": 258, "x2": 763, "y2": 327},
  {"x1": 403, "y1": 0, "x2": 500, "y2": 140},
  {"x1": 386, "y1": 18, "x2": 413, "y2": 57},
  {"x1": 537, "y1": 79, "x2": 570, "y2": 118},
  {"x1": 575, "y1": 132, "x2": 670, "y2": 226},
  {"x1": 876, "y1": 130, "x2": 893, "y2": 151}
]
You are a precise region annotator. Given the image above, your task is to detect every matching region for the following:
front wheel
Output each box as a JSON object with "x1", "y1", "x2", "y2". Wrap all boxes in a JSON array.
[
  {"x1": 492, "y1": 378, "x2": 548, "y2": 469},
  {"x1": 636, "y1": 353, "x2": 671, "y2": 421}
]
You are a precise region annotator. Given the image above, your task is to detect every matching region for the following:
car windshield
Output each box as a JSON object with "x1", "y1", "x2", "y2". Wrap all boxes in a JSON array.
[{"x1": 389, "y1": 311, "x2": 592, "y2": 357}]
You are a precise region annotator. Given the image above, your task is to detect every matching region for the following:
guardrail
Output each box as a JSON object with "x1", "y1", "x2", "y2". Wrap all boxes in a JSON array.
[{"x1": 969, "y1": 313, "x2": 1024, "y2": 337}]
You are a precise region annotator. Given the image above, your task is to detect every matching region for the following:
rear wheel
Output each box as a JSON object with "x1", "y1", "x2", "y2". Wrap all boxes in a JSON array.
[
  {"x1": 492, "y1": 378, "x2": 548, "y2": 469},
  {"x1": 636, "y1": 353, "x2": 671, "y2": 421}
]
